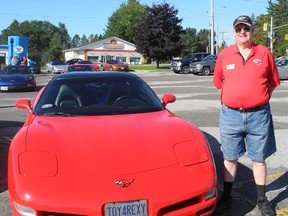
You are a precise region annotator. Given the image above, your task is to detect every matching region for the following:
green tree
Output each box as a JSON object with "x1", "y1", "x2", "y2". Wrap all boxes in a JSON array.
[
  {"x1": 180, "y1": 28, "x2": 209, "y2": 57},
  {"x1": 0, "y1": 20, "x2": 70, "y2": 66},
  {"x1": 104, "y1": 0, "x2": 148, "y2": 43},
  {"x1": 88, "y1": 34, "x2": 96, "y2": 43},
  {"x1": 58, "y1": 23, "x2": 71, "y2": 49},
  {"x1": 219, "y1": 40, "x2": 228, "y2": 52},
  {"x1": 0, "y1": 20, "x2": 22, "y2": 44},
  {"x1": 197, "y1": 29, "x2": 210, "y2": 53},
  {"x1": 180, "y1": 28, "x2": 198, "y2": 56},
  {"x1": 80, "y1": 35, "x2": 89, "y2": 45},
  {"x1": 134, "y1": 3, "x2": 183, "y2": 68},
  {"x1": 266, "y1": 0, "x2": 288, "y2": 56},
  {"x1": 253, "y1": 14, "x2": 270, "y2": 48},
  {"x1": 71, "y1": 34, "x2": 81, "y2": 47}
]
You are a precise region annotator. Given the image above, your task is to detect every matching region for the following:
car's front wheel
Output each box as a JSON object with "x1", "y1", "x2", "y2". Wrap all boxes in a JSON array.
[
  {"x1": 202, "y1": 67, "x2": 211, "y2": 76},
  {"x1": 181, "y1": 65, "x2": 190, "y2": 74}
]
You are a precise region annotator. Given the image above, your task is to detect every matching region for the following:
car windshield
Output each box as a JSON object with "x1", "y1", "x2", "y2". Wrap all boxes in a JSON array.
[
  {"x1": 203, "y1": 55, "x2": 216, "y2": 61},
  {"x1": 79, "y1": 60, "x2": 93, "y2": 64},
  {"x1": 34, "y1": 75, "x2": 164, "y2": 116},
  {"x1": 52, "y1": 61, "x2": 67, "y2": 65},
  {"x1": 108, "y1": 60, "x2": 122, "y2": 64},
  {"x1": 0, "y1": 66, "x2": 31, "y2": 75}
]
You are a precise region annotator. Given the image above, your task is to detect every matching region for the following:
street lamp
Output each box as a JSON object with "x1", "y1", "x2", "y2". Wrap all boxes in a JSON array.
[
  {"x1": 216, "y1": 30, "x2": 228, "y2": 54},
  {"x1": 210, "y1": 0, "x2": 214, "y2": 55}
]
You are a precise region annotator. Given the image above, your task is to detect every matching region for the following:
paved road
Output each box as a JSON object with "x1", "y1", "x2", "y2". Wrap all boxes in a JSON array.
[{"x1": 0, "y1": 70, "x2": 287, "y2": 215}]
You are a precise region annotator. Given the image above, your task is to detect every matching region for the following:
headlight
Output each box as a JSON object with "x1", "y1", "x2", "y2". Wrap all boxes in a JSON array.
[
  {"x1": 205, "y1": 188, "x2": 217, "y2": 200},
  {"x1": 173, "y1": 141, "x2": 208, "y2": 166},
  {"x1": 19, "y1": 152, "x2": 58, "y2": 177},
  {"x1": 13, "y1": 202, "x2": 36, "y2": 216}
]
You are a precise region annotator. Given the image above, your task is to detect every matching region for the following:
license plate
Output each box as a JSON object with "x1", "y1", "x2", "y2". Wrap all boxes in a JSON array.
[
  {"x1": 0, "y1": 86, "x2": 8, "y2": 91},
  {"x1": 105, "y1": 200, "x2": 148, "y2": 216},
  {"x1": 121, "y1": 67, "x2": 124, "y2": 70}
]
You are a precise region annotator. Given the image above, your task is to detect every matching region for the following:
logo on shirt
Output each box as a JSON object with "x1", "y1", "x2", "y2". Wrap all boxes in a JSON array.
[
  {"x1": 253, "y1": 59, "x2": 262, "y2": 66},
  {"x1": 226, "y1": 64, "x2": 235, "y2": 70}
]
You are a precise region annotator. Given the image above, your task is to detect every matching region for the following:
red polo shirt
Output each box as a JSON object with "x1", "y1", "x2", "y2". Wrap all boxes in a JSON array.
[{"x1": 213, "y1": 43, "x2": 280, "y2": 109}]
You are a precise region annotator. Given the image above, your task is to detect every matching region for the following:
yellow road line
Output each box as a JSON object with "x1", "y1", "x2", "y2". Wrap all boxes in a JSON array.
[
  {"x1": 276, "y1": 208, "x2": 288, "y2": 215},
  {"x1": 266, "y1": 171, "x2": 287, "y2": 181}
]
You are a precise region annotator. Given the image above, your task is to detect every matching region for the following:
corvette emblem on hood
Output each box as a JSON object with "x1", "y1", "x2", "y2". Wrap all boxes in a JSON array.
[{"x1": 113, "y1": 179, "x2": 135, "y2": 188}]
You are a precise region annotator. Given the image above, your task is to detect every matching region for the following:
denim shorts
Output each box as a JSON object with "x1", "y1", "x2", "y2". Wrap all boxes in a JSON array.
[{"x1": 219, "y1": 102, "x2": 276, "y2": 162}]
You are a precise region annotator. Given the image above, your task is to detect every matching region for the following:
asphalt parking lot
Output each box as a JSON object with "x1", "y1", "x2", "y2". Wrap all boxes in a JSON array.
[{"x1": 0, "y1": 70, "x2": 287, "y2": 216}]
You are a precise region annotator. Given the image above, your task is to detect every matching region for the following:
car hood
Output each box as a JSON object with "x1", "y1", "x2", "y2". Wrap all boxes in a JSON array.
[
  {"x1": 24, "y1": 111, "x2": 198, "y2": 175},
  {"x1": 0, "y1": 74, "x2": 32, "y2": 81},
  {"x1": 113, "y1": 63, "x2": 127, "y2": 66},
  {"x1": 191, "y1": 60, "x2": 211, "y2": 65}
]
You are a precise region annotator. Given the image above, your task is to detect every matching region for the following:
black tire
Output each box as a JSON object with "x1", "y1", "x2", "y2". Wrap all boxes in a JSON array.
[
  {"x1": 181, "y1": 65, "x2": 190, "y2": 74},
  {"x1": 202, "y1": 67, "x2": 211, "y2": 76}
]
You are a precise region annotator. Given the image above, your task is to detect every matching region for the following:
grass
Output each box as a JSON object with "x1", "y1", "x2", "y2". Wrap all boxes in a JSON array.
[{"x1": 128, "y1": 64, "x2": 170, "y2": 71}]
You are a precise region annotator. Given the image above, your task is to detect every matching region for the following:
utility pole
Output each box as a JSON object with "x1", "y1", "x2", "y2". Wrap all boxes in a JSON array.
[
  {"x1": 210, "y1": 0, "x2": 214, "y2": 55},
  {"x1": 270, "y1": 17, "x2": 273, "y2": 54},
  {"x1": 263, "y1": 17, "x2": 288, "y2": 54}
]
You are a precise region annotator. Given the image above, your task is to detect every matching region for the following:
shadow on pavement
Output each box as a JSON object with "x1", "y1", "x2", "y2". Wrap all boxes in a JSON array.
[
  {"x1": 203, "y1": 132, "x2": 259, "y2": 216},
  {"x1": 0, "y1": 120, "x2": 23, "y2": 193},
  {"x1": 268, "y1": 171, "x2": 288, "y2": 208}
]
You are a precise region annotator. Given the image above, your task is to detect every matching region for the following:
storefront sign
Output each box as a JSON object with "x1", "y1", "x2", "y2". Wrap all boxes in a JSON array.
[{"x1": 103, "y1": 43, "x2": 124, "y2": 50}]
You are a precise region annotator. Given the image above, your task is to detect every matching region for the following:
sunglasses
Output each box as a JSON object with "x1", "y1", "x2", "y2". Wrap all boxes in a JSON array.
[{"x1": 234, "y1": 26, "x2": 251, "y2": 33}]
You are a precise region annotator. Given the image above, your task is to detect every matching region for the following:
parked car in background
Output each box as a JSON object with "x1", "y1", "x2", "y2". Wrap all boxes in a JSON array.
[
  {"x1": 66, "y1": 58, "x2": 83, "y2": 65},
  {"x1": 29, "y1": 60, "x2": 41, "y2": 74},
  {"x1": 170, "y1": 52, "x2": 209, "y2": 74},
  {"x1": 74, "y1": 60, "x2": 100, "y2": 71},
  {"x1": 101, "y1": 59, "x2": 129, "y2": 71},
  {"x1": 77, "y1": 60, "x2": 93, "y2": 64},
  {"x1": 276, "y1": 57, "x2": 288, "y2": 79},
  {"x1": 61, "y1": 64, "x2": 97, "y2": 73},
  {"x1": 0, "y1": 65, "x2": 36, "y2": 91},
  {"x1": 46, "y1": 61, "x2": 68, "y2": 74},
  {"x1": 190, "y1": 55, "x2": 217, "y2": 76},
  {"x1": 9, "y1": 72, "x2": 217, "y2": 216}
]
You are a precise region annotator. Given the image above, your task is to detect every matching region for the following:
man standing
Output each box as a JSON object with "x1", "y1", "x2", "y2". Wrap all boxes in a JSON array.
[{"x1": 213, "y1": 15, "x2": 280, "y2": 216}]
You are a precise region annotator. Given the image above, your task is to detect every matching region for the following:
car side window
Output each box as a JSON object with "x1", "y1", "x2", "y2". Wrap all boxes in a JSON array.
[{"x1": 278, "y1": 60, "x2": 288, "y2": 66}]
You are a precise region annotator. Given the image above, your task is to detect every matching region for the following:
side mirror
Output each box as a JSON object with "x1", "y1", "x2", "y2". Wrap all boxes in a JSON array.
[
  {"x1": 16, "y1": 99, "x2": 33, "y2": 114},
  {"x1": 162, "y1": 94, "x2": 176, "y2": 108}
]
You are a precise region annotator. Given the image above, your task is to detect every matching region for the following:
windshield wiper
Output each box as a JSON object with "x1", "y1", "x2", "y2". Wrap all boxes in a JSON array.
[{"x1": 40, "y1": 112, "x2": 72, "y2": 117}]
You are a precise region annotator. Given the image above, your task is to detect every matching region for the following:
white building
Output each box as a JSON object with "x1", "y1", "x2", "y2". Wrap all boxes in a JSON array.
[{"x1": 64, "y1": 36, "x2": 144, "y2": 65}]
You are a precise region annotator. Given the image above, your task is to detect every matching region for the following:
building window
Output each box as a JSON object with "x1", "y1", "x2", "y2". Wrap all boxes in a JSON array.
[
  {"x1": 130, "y1": 57, "x2": 140, "y2": 65},
  {"x1": 116, "y1": 57, "x2": 126, "y2": 63},
  {"x1": 88, "y1": 56, "x2": 99, "y2": 63}
]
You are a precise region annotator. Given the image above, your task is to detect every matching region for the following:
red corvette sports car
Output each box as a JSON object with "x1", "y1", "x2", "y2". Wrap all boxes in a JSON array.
[{"x1": 8, "y1": 72, "x2": 217, "y2": 216}]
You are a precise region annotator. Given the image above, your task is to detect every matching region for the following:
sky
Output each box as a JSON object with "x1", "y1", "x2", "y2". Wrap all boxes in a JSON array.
[{"x1": 0, "y1": 0, "x2": 270, "y2": 46}]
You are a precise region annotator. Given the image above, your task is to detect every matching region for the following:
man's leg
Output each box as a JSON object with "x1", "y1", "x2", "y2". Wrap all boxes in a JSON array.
[
  {"x1": 252, "y1": 161, "x2": 267, "y2": 185},
  {"x1": 253, "y1": 161, "x2": 275, "y2": 216},
  {"x1": 224, "y1": 159, "x2": 238, "y2": 182},
  {"x1": 214, "y1": 159, "x2": 238, "y2": 213}
]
